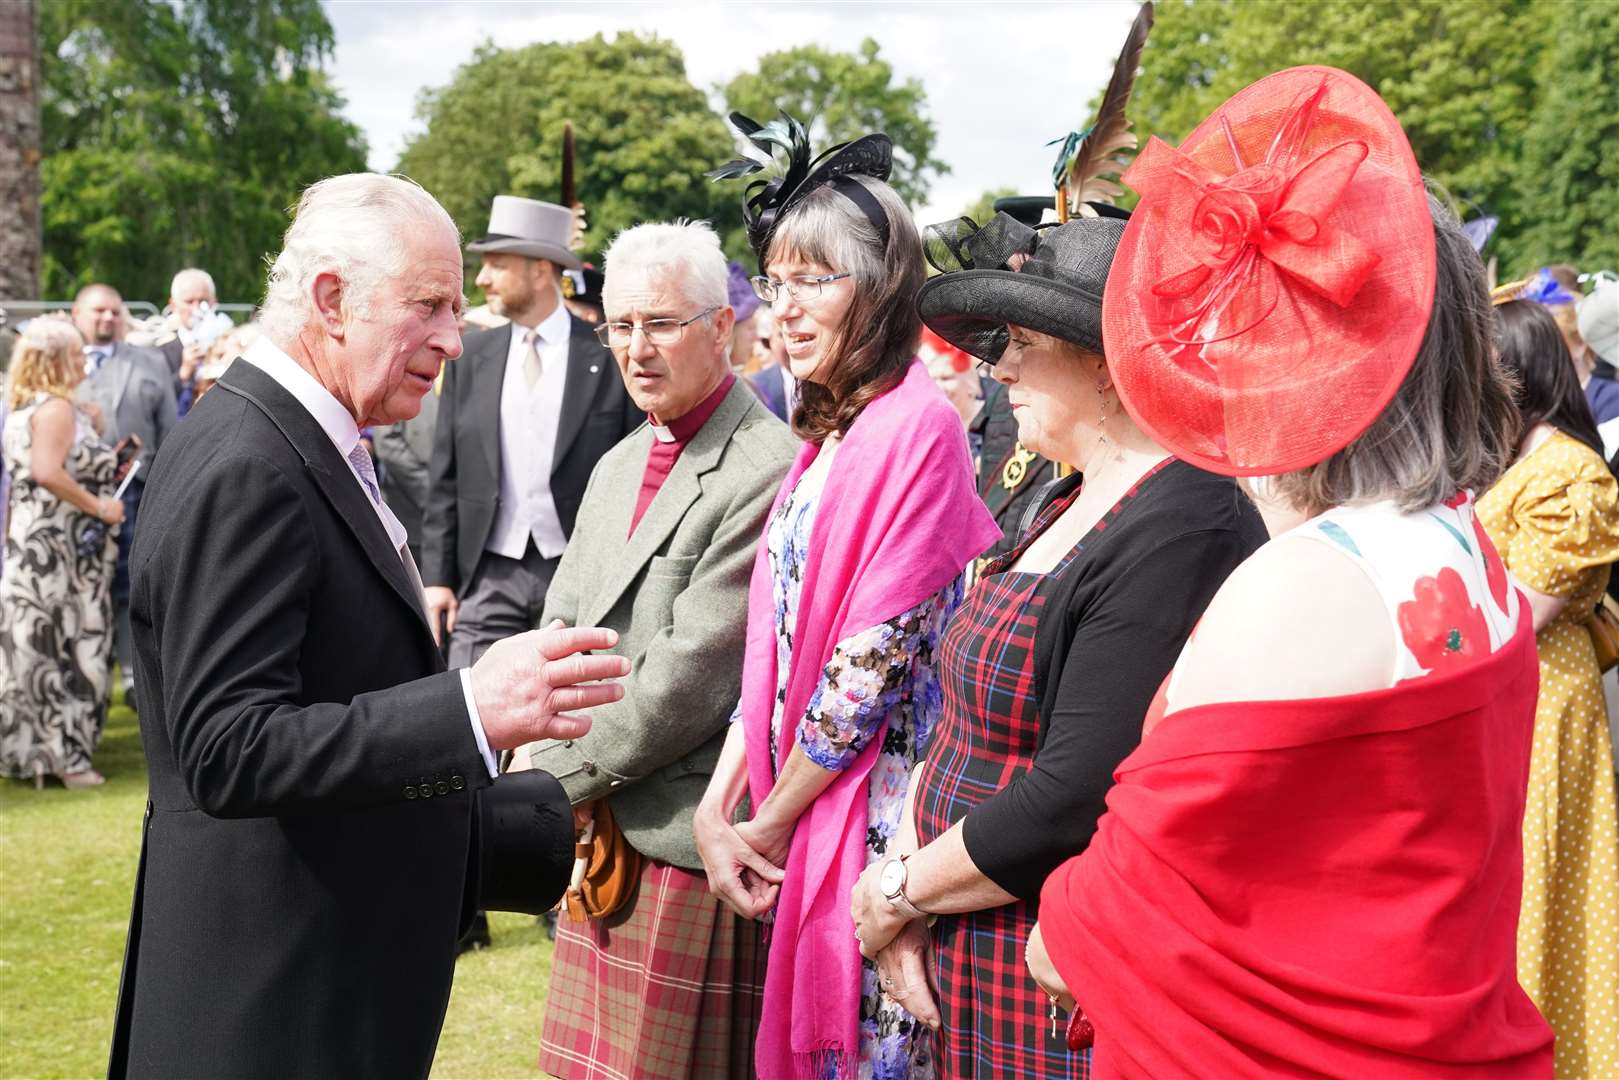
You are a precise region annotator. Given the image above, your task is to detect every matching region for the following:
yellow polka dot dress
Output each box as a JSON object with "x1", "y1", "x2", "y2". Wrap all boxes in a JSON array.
[{"x1": 1478, "y1": 431, "x2": 1619, "y2": 1078}]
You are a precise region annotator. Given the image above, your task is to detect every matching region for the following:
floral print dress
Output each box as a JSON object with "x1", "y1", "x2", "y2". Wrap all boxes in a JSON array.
[
  {"x1": 0, "y1": 394, "x2": 118, "y2": 779},
  {"x1": 764, "y1": 456, "x2": 962, "y2": 1080}
]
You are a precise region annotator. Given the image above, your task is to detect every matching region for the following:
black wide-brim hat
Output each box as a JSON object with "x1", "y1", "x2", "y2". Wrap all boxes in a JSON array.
[
  {"x1": 467, "y1": 770, "x2": 574, "y2": 918},
  {"x1": 918, "y1": 209, "x2": 1128, "y2": 363}
]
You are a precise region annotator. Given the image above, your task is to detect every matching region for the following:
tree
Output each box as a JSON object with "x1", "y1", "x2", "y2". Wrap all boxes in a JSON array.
[
  {"x1": 1122, "y1": 0, "x2": 1617, "y2": 276},
  {"x1": 38, "y1": 0, "x2": 366, "y2": 303},
  {"x1": 721, "y1": 38, "x2": 949, "y2": 208},
  {"x1": 0, "y1": 0, "x2": 41, "y2": 301},
  {"x1": 397, "y1": 33, "x2": 740, "y2": 266},
  {"x1": 1507, "y1": 0, "x2": 1619, "y2": 275}
]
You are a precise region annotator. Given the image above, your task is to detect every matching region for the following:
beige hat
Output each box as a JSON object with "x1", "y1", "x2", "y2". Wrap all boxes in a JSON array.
[
  {"x1": 466, "y1": 196, "x2": 581, "y2": 269},
  {"x1": 1578, "y1": 282, "x2": 1618, "y2": 365}
]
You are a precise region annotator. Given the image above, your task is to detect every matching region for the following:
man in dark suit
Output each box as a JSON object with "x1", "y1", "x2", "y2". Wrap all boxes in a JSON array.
[
  {"x1": 109, "y1": 174, "x2": 629, "y2": 1080},
  {"x1": 154, "y1": 267, "x2": 225, "y2": 414},
  {"x1": 74, "y1": 283, "x2": 178, "y2": 697},
  {"x1": 422, "y1": 196, "x2": 640, "y2": 668}
]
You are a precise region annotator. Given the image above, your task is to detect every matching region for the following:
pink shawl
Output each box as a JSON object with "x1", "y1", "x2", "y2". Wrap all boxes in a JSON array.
[{"x1": 743, "y1": 360, "x2": 999, "y2": 1078}]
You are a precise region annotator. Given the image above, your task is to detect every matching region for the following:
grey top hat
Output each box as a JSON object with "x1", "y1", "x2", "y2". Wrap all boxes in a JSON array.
[
  {"x1": 917, "y1": 211, "x2": 1126, "y2": 363},
  {"x1": 467, "y1": 195, "x2": 582, "y2": 270}
]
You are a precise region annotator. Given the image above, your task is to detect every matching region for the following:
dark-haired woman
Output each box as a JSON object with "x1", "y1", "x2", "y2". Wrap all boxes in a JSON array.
[
  {"x1": 1028, "y1": 68, "x2": 1554, "y2": 1077},
  {"x1": 1478, "y1": 299, "x2": 1619, "y2": 1079},
  {"x1": 692, "y1": 116, "x2": 998, "y2": 1079}
]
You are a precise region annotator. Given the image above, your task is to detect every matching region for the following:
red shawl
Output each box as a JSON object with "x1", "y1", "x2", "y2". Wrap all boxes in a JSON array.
[{"x1": 1040, "y1": 610, "x2": 1554, "y2": 1078}]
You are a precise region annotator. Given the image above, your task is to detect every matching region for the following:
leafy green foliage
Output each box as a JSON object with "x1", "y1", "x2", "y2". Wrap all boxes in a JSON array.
[
  {"x1": 1125, "y1": 0, "x2": 1617, "y2": 276},
  {"x1": 721, "y1": 38, "x2": 949, "y2": 207},
  {"x1": 959, "y1": 187, "x2": 1021, "y2": 226},
  {"x1": 39, "y1": 0, "x2": 366, "y2": 303},
  {"x1": 397, "y1": 34, "x2": 740, "y2": 267}
]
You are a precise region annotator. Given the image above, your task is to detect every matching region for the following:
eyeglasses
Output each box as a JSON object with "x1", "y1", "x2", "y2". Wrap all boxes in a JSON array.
[
  {"x1": 595, "y1": 306, "x2": 719, "y2": 350},
  {"x1": 749, "y1": 273, "x2": 851, "y2": 304}
]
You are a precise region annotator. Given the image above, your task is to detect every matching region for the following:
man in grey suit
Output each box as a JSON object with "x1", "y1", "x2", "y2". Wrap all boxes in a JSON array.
[
  {"x1": 74, "y1": 283, "x2": 179, "y2": 695},
  {"x1": 515, "y1": 220, "x2": 795, "y2": 1077}
]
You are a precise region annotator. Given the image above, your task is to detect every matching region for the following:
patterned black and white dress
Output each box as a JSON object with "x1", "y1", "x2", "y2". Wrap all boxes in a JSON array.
[{"x1": 0, "y1": 393, "x2": 118, "y2": 780}]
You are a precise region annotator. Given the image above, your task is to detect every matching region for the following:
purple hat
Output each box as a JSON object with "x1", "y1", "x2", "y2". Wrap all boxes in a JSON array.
[{"x1": 727, "y1": 261, "x2": 761, "y2": 321}]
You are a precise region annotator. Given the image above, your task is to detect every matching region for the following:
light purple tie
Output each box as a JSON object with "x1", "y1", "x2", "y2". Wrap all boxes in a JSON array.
[{"x1": 347, "y1": 442, "x2": 380, "y2": 505}]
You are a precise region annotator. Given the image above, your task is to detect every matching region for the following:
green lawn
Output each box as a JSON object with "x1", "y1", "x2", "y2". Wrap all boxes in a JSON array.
[{"x1": 0, "y1": 686, "x2": 556, "y2": 1079}]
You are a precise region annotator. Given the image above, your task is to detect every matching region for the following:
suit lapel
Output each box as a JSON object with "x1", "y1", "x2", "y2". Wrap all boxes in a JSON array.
[
  {"x1": 580, "y1": 381, "x2": 753, "y2": 627},
  {"x1": 109, "y1": 345, "x2": 138, "y2": 415},
  {"x1": 216, "y1": 363, "x2": 435, "y2": 642},
  {"x1": 472, "y1": 324, "x2": 511, "y2": 486},
  {"x1": 551, "y1": 316, "x2": 611, "y2": 474}
]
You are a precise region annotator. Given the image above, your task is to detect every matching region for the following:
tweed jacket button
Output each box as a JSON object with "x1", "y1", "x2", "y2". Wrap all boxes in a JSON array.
[
  {"x1": 563, "y1": 739, "x2": 574, "y2": 748},
  {"x1": 582, "y1": 760, "x2": 598, "y2": 776}
]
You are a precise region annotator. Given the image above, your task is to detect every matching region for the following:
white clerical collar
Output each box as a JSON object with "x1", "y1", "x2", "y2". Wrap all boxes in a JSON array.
[{"x1": 241, "y1": 337, "x2": 362, "y2": 458}]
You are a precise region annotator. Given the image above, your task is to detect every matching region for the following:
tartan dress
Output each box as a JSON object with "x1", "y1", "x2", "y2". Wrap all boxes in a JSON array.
[{"x1": 914, "y1": 485, "x2": 1094, "y2": 1080}]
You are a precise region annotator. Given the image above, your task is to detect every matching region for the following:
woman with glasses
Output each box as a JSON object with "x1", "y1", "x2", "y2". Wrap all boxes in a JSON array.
[
  {"x1": 0, "y1": 317, "x2": 124, "y2": 789},
  {"x1": 693, "y1": 113, "x2": 999, "y2": 1079}
]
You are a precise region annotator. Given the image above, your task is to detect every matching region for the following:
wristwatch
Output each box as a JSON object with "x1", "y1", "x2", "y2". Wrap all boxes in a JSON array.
[{"x1": 878, "y1": 855, "x2": 927, "y2": 920}]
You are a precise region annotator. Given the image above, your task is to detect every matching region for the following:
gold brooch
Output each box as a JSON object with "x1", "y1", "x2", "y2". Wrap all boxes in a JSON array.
[{"x1": 1002, "y1": 444, "x2": 1039, "y2": 490}]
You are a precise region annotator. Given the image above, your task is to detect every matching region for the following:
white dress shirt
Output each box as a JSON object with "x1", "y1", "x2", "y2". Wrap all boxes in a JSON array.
[
  {"x1": 486, "y1": 301, "x2": 572, "y2": 560},
  {"x1": 242, "y1": 337, "x2": 497, "y2": 777}
]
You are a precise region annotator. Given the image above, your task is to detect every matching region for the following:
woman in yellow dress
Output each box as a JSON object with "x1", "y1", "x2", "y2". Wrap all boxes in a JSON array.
[{"x1": 1479, "y1": 299, "x2": 1619, "y2": 1078}]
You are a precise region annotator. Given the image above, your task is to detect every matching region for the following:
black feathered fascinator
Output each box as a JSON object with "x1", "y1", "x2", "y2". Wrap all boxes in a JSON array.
[{"x1": 707, "y1": 110, "x2": 894, "y2": 270}]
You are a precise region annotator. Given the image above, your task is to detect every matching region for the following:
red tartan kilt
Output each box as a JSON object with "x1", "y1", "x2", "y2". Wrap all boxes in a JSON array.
[{"x1": 539, "y1": 860, "x2": 764, "y2": 1080}]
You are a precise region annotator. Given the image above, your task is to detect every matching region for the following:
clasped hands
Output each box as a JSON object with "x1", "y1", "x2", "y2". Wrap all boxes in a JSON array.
[
  {"x1": 849, "y1": 858, "x2": 942, "y2": 1030},
  {"x1": 468, "y1": 619, "x2": 630, "y2": 750},
  {"x1": 693, "y1": 803, "x2": 788, "y2": 921}
]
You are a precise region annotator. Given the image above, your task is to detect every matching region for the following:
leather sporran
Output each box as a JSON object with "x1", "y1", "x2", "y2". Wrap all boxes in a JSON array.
[
  {"x1": 1587, "y1": 597, "x2": 1619, "y2": 675},
  {"x1": 561, "y1": 800, "x2": 642, "y2": 922}
]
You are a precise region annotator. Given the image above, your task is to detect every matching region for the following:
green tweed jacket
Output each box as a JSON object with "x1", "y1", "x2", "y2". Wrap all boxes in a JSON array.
[{"x1": 522, "y1": 378, "x2": 796, "y2": 869}]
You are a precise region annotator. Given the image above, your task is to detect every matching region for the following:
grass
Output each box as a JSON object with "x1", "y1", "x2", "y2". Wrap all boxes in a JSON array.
[{"x1": 0, "y1": 684, "x2": 556, "y2": 1079}]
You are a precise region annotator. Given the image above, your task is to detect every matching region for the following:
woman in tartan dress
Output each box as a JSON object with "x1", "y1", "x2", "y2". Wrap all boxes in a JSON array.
[{"x1": 848, "y1": 214, "x2": 1263, "y2": 1078}]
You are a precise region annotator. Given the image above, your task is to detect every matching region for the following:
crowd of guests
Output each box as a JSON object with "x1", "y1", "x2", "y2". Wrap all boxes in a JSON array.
[{"x1": 4, "y1": 57, "x2": 1619, "y2": 1080}]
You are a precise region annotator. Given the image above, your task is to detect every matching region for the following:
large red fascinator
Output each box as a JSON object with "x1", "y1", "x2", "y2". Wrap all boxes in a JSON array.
[{"x1": 1102, "y1": 66, "x2": 1433, "y2": 476}]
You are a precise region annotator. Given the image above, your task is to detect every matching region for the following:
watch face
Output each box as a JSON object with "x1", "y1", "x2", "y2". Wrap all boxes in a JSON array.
[{"x1": 880, "y1": 858, "x2": 905, "y2": 897}]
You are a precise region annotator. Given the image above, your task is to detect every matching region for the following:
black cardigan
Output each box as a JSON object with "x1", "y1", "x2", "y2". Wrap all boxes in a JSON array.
[{"x1": 959, "y1": 460, "x2": 1268, "y2": 899}]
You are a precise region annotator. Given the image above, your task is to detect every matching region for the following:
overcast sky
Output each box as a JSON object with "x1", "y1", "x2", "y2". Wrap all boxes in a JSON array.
[{"x1": 323, "y1": 0, "x2": 1143, "y2": 227}]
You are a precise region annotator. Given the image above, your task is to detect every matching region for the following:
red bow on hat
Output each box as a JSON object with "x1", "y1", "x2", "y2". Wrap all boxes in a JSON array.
[
  {"x1": 1129, "y1": 78, "x2": 1381, "y2": 353},
  {"x1": 1101, "y1": 66, "x2": 1434, "y2": 477}
]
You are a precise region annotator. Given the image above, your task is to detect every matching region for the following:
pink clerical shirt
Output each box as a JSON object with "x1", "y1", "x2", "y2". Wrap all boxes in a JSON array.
[{"x1": 628, "y1": 375, "x2": 735, "y2": 537}]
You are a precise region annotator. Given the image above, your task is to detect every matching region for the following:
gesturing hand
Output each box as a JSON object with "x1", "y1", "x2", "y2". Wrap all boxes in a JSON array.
[
  {"x1": 875, "y1": 919, "x2": 940, "y2": 1030},
  {"x1": 470, "y1": 623, "x2": 629, "y2": 751}
]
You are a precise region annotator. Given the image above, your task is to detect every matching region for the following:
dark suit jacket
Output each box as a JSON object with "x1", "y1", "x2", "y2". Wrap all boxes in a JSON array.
[
  {"x1": 421, "y1": 316, "x2": 641, "y2": 593},
  {"x1": 109, "y1": 360, "x2": 556, "y2": 1079}
]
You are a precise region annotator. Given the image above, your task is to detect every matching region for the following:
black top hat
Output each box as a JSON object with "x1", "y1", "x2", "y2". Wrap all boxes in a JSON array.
[
  {"x1": 917, "y1": 211, "x2": 1127, "y2": 363},
  {"x1": 468, "y1": 770, "x2": 574, "y2": 918}
]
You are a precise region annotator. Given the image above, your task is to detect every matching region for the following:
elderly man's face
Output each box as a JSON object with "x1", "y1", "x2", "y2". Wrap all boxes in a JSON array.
[
  {"x1": 604, "y1": 268, "x2": 733, "y2": 424},
  {"x1": 73, "y1": 287, "x2": 123, "y2": 346},
  {"x1": 172, "y1": 278, "x2": 215, "y2": 330},
  {"x1": 333, "y1": 224, "x2": 464, "y2": 426}
]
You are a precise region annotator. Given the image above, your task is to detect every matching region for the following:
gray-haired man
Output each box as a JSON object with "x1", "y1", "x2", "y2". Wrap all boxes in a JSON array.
[{"x1": 518, "y1": 220, "x2": 796, "y2": 1078}]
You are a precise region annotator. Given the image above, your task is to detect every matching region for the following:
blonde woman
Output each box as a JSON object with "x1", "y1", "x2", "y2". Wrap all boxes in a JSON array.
[{"x1": 0, "y1": 318, "x2": 124, "y2": 788}]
